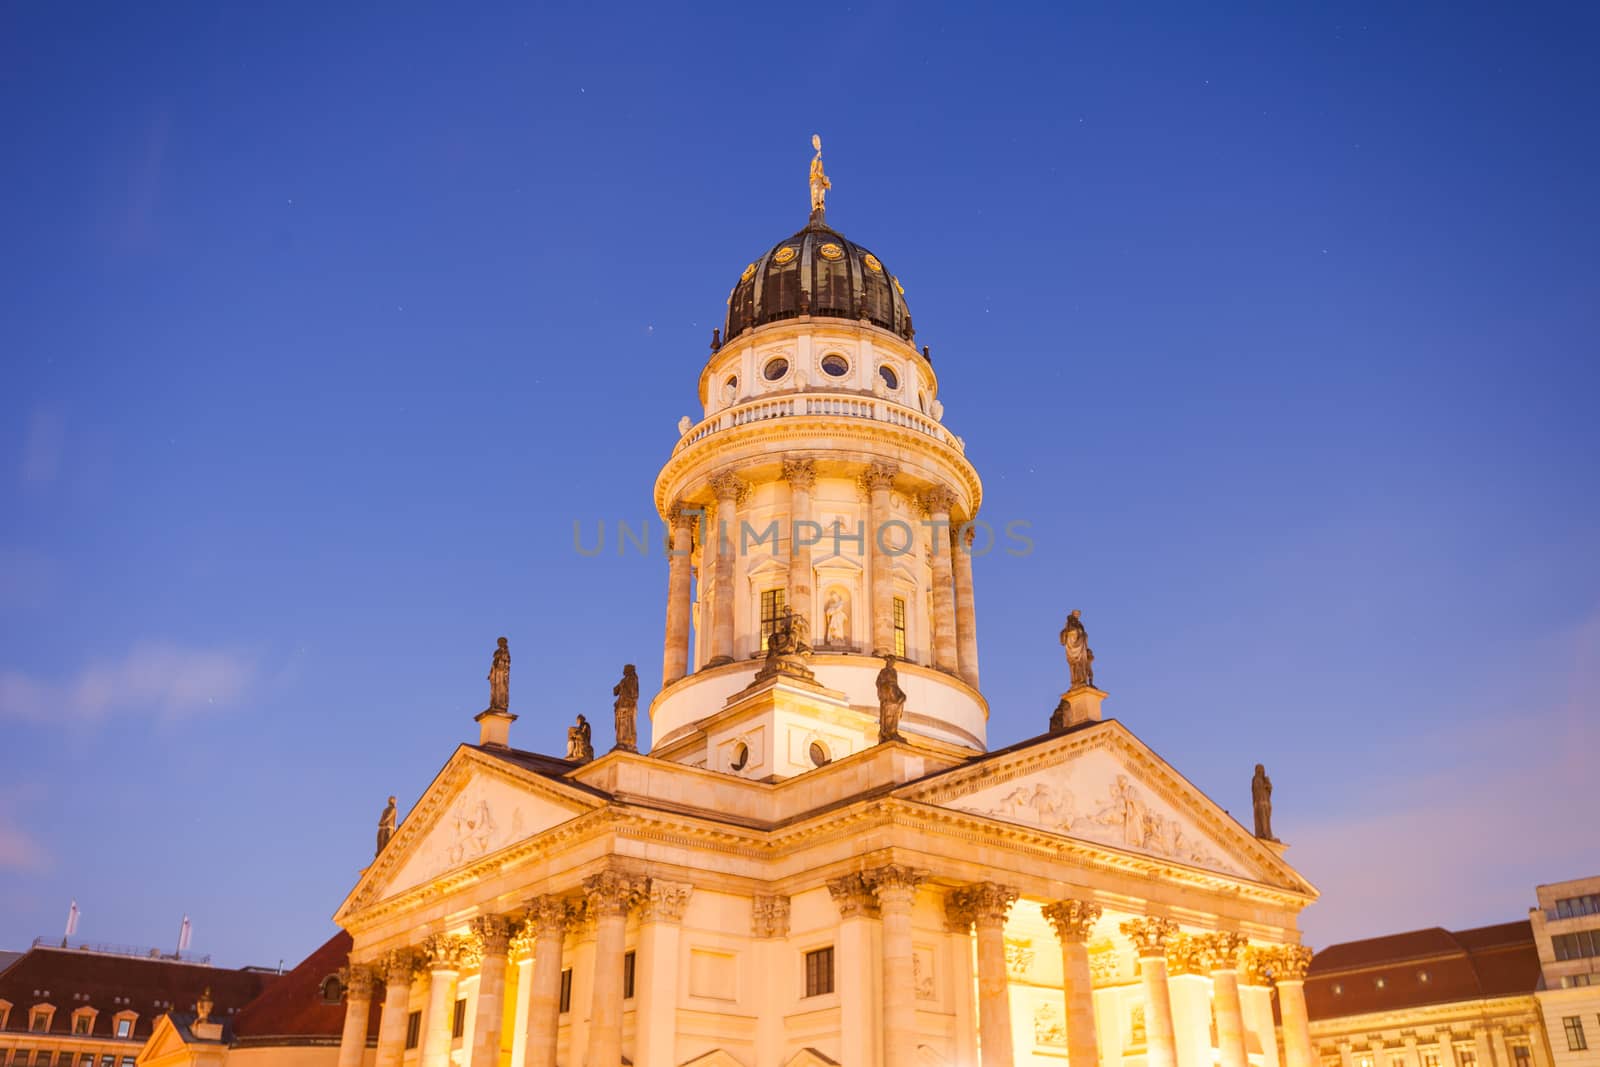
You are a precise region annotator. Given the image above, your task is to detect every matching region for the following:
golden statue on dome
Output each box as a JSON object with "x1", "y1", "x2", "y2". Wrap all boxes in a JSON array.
[{"x1": 809, "y1": 133, "x2": 831, "y2": 221}]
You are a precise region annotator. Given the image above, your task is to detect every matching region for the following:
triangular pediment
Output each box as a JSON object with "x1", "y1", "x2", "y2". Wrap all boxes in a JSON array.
[
  {"x1": 337, "y1": 746, "x2": 604, "y2": 920},
  {"x1": 137, "y1": 1015, "x2": 187, "y2": 1064},
  {"x1": 900, "y1": 721, "x2": 1313, "y2": 895}
]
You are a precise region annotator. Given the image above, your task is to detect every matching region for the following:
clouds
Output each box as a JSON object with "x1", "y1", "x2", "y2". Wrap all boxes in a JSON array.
[{"x1": 0, "y1": 642, "x2": 256, "y2": 724}]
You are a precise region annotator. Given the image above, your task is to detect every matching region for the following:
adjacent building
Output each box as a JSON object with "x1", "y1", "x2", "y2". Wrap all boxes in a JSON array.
[{"x1": 1530, "y1": 877, "x2": 1600, "y2": 1067}]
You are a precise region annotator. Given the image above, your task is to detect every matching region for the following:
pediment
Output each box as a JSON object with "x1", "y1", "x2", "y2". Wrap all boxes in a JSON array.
[
  {"x1": 901, "y1": 722, "x2": 1311, "y2": 893},
  {"x1": 338, "y1": 747, "x2": 602, "y2": 918}
]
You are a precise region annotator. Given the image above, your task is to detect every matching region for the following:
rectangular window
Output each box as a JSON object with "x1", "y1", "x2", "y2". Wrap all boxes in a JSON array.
[
  {"x1": 30, "y1": 1013, "x2": 48, "y2": 1033},
  {"x1": 37, "y1": 1054, "x2": 53, "y2": 1067},
  {"x1": 1565, "y1": 1017, "x2": 1588, "y2": 1052},
  {"x1": 804, "y1": 946, "x2": 835, "y2": 998},
  {"x1": 1553, "y1": 929, "x2": 1600, "y2": 961},
  {"x1": 404, "y1": 1011, "x2": 421, "y2": 1050},
  {"x1": 623, "y1": 951, "x2": 636, "y2": 1000},
  {"x1": 760, "y1": 588, "x2": 786, "y2": 650},
  {"x1": 81, "y1": 1055, "x2": 94, "y2": 1067},
  {"x1": 451, "y1": 998, "x2": 466, "y2": 1040},
  {"x1": 1511, "y1": 1046, "x2": 1530, "y2": 1067},
  {"x1": 558, "y1": 969, "x2": 573, "y2": 1014},
  {"x1": 119, "y1": 1057, "x2": 135, "y2": 1067},
  {"x1": 115, "y1": 1019, "x2": 131, "y2": 1039},
  {"x1": 892, "y1": 597, "x2": 906, "y2": 657},
  {"x1": 73, "y1": 1017, "x2": 89, "y2": 1036},
  {"x1": 1458, "y1": 1051, "x2": 1477, "y2": 1067},
  {"x1": 15, "y1": 1051, "x2": 31, "y2": 1067},
  {"x1": 101, "y1": 1055, "x2": 115, "y2": 1067},
  {"x1": 1422, "y1": 1055, "x2": 1439, "y2": 1067}
]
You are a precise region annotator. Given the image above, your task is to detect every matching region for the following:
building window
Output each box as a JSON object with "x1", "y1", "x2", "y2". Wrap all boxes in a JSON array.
[
  {"x1": 804, "y1": 947, "x2": 835, "y2": 997},
  {"x1": 74, "y1": 1016, "x2": 90, "y2": 1035},
  {"x1": 1555, "y1": 894, "x2": 1600, "y2": 919},
  {"x1": 623, "y1": 951, "x2": 636, "y2": 999},
  {"x1": 100, "y1": 1055, "x2": 115, "y2": 1067},
  {"x1": 558, "y1": 969, "x2": 573, "y2": 1014},
  {"x1": 808, "y1": 740, "x2": 830, "y2": 767},
  {"x1": 892, "y1": 597, "x2": 906, "y2": 657},
  {"x1": 119, "y1": 1058, "x2": 134, "y2": 1067},
  {"x1": 878, "y1": 365, "x2": 899, "y2": 390},
  {"x1": 1511, "y1": 1046, "x2": 1530, "y2": 1067},
  {"x1": 37, "y1": 1054, "x2": 53, "y2": 1067},
  {"x1": 1553, "y1": 930, "x2": 1600, "y2": 961},
  {"x1": 451, "y1": 998, "x2": 466, "y2": 1040},
  {"x1": 1565, "y1": 1017, "x2": 1587, "y2": 1052},
  {"x1": 80, "y1": 1055, "x2": 93, "y2": 1067},
  {"x1": 730, "y1": 741, "x2": 749, "y2": 771},
  {"x1": 1458, "y1": 1050, "x2": 1477, "y2": 1067},
  {"x1": 820, "y1": 354, "x2": 849, "y2": 378},
  {"x1": 763, "y1": 357, "x2": 789, "y2": 381},
  {"x1": 319, "y1": 975, "x2": 344, "y2": 1005},
  {"x1": 115, "y1": 1018, "x2": 132, "y2": 1038},
  {"x1": 30, "y1": 1011, "x2": 49, "y2": 1033},
  {"x1": 404, "y1": 1011, "x2": 421, "y2": 1050},
  {"x1": 760, "y1": 588, "x2": 786, "y2": 650},
  {"x1": 1422, "y1": 1055, "x2": 1439, "y2": 1067},
  {"x1": 15, "y1": 1052, "x2": 31, "y2": 1067}
]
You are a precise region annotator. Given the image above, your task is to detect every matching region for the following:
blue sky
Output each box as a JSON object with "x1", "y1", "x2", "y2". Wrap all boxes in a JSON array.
[{"x1": 2, "y1": 3, "x2": 1596, "y2": 969}]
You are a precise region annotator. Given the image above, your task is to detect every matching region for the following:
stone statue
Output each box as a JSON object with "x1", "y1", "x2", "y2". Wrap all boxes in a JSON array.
[
  {"x1": 566, "y1": 714, "x2": 593, "y2": 762},
  {"x1": 612, "y1": 665, "x2": 639, "y2": 752},
  {"x1": 677, "y1": 415, "x2": 692, "y2": 436},
  {"x1": 375, "y1": 795, "x2": 397, "y2": 856},
  {"x1": 1252, "y1": 763, "x2": 1276, "y2": 841},
  {"x1": 823, "y1": 591, "x2": 848, "y2": 646},
  {"x1": 1059, "y1": 609, "x2": 1095, "y2": 689},
  {"x1": 808, "y1": 134, "x2": 831, "y2": 217},
  {"x1": 876, "y1": 655, "x2": 907, "y2": 743},
  {"x1": 487, "y1": 636, "x2": 510, "y2": 711}
]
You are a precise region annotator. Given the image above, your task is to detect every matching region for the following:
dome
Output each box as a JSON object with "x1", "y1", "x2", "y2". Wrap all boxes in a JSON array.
[{"x1": 723, "y1": 217, "x2": 915, "y2": 345}]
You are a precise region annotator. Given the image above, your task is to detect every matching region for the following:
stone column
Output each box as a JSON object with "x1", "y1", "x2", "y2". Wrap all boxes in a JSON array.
[
  {"x1": 635, "y1": 879, "x2": 692, "y2": 1067},
  {"x1": 662, "y1": 502, "x2": 695, "y2": 684},
  {"x1": 950, "y1": 883, "x2": 1019, "y2": 1067},
  {"x1": 1121, "y1": 918, "x2": 1181, "y2": 1067},
  {"x1": 783, "y1": 459, "x2": 817, "y2": 639},
  {"x1": 420, "y1": 935, "x2": 479, "y2": 1067},
  {"x1": 1271, "y1": 946, "x2": 1316, "y2": 1067},
  {"x1": 1240, "y1": 950, "x2": 1281, "y2": 1067},
  {"x1": 1165, "y1": 935, "x2": 1212, "y2": 1067},
  {"x1": 920, "y1": 487, "x2": 960, "y2": 673},
  {"x1": 753, "y1": 896, "x2": 792, "y2": 1067},
  {"x1": 707, "y1": 471, "x2": 748, "y2": 666},
  {"x1": 1199, "y1": 933, "x2": 1249, "y2": 1067},
  {"x1": 521, "y1": 897, "x2": 569, "y2": 1067},
  {"x1": 952, "y1": 522, "x2": 980, "y2": 688},
  {"x1": 336, "y1": 961, "x2": 378, "y2": 1067},
  {"x1": 828, "y1": 873, "x2": 883, "y2": 1067},
  {"x1": 1372, "y1": 1040, "x2": 1389, "y2": 1067},
  {"x1": 1437, "y1": 1031, "x2": 1457, "y2": 1067},
  {"x1": 507, "y1": 926, "x2": 536, "y2": 1067},
  {"x1": 373, "y1": 950, "x2": 417, "y2": 1067},
  {"x1": 1474, "y1": 1030, "x2": 1497, "y2": 1067},
  {"x1": 1340, "y1": 1042, "x2": 1355, "y2": 1067},
  {"x1": 1404, "y1": 1035, "x2": 1422, "y2": 1067},
  {"x1": 872, "y1": 866, "x2": 927, "y2": 1067},
  {"x1": 468, "y1": 918, "x2": 512, "y2": 1067},
  {"x1": 1043, "y1": 899, "x2": 1102, "y2": 1067},
  {"x1": 861, "y1": 462, "x2": 899, "y2": 655},
  {"x1": 948, "y1": 904, "x2": 980, "y2": 1067},
  {"x1": 585, "y1": 870, "x2": 642, "y2": 1067}
]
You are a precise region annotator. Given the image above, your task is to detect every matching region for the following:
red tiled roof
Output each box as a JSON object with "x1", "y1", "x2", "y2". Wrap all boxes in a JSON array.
[
  {"x1": 1306, "y1": 920, "x2": 1541, "y2": 1022},
  {"x1": 233, "y1": 932, "x2": 372, "y2": 1044},
  {"x1": 0, "y1": 948, "x2": 275, "y2": 1042}
]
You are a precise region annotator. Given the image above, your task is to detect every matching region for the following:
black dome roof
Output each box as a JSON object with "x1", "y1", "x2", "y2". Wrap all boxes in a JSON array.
[{"x1": 724, "y1": 217, "x2": 914, "y2": 344}]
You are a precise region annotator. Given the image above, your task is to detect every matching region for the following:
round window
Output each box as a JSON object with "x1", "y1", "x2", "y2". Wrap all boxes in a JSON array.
[
  {"x1": 809, "y1": 741, "x2": 830, "y2": 767},
  {"x1": 821, "y1": 354, "x2": 849, "y2": 377},
  {"x1": 731, "y1": 742, "x2": 749, "y2": 771},
  {"x1": 878, "y1": 365, "x2": 899, "y2": 390},
  {"x1": 763, "y1": 357, "x2": 789, "y2": 381}
]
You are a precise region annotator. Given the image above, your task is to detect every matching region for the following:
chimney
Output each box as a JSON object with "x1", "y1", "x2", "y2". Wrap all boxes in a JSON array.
[{"x1": 475, "y1": 708, "x2": 516, "y2": 748}]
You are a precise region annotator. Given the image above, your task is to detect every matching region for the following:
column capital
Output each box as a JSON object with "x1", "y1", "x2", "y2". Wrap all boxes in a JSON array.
[
  {"x1": 752, "y1": 894, "x2": 791, "y2": 939},
  {"x1": 1265, "y1": 943, "x2": 1314, "y2": 982},
  {"x1": 918, "y1": 485, "x2": 959, "y2": 516},
  {"x1": 667, "y1": 500, "x2": 700, "y2": 531},
  {"x1": 378, "y1": 947, "x2": 423, "y2": 984},
  {"x1": 1238, "y1": 945, "x2": 1274, "y2": 986},
  {"x1": 1195, "y1": 931, "x2": 1249, "y2": 972},
  {"x1": 709, "y1": 470, "x2": 750, "y2": 503},
  {"x1": 472, "y1": 915, "x2": 514, "y2": 957},
  {"x1": 1042, "y1": 899, "x2": 1102, "y2": 943},
  {"x1": 508, "y1": 920, "x2": 538, "y2": 961},
  {"x1": 947, "y1": 882, "x2": 1018, "y2": 927},
  {"x1": 1120, "y1": 916, "x2": 1180, "y2": 958},
  {"x1": 583, "y1": 868, "x2": 645, "y2": 918},
  {"x1": 826, "y1": 872, "x2": 881, "y2": 919},
  {"x1": 781, "y1": 457, "x2": 817, "y2": 490},
  {"x1": 1165, "y1": 933, "x2": 1207, "y2": 976},
  {"x1": 523, "y1": 894, "x2": 570, "y2": 936},
  {"x1": 421, "y1": 933, "x2": 482, "y2": 973},
  {"x1": 340, "y1": 960, "x2": 380, "y2": 999},
  {"x1": 639, "y1": 878, "x2": 693, "y2": 923},
  {"x1": 858, "y1": 461, "x2": 899, "y2": 492}
]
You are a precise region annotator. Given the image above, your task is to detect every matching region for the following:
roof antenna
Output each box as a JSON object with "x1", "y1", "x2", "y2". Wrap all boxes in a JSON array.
[{"x1": 62, "y1": 899, "x2": 79, "y2": 947}]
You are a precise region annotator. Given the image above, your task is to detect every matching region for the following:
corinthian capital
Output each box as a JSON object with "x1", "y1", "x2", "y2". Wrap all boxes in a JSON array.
[
  {"x1": 752, "y1": 894, "x2": 791, "y2": 939},
  {"x1": 918, "y1": 485, "x2": 959, "y2": 516},
  {"x1": 826, "y1": 872, "x2": 880, "y2": 919},
  {"x1": 379, "y1": 947, "x2": 421, "y2": 983},
  {"x1": 472, "y1": 915, "x2": 513, "y2": 956},
  {"x1": 1195, "y1": 931, "x2": 1248, "y2": 973},
  {"x1": 340, "y1": 960, "x2": 379, "y2": 999},
  {"x1": 421, "y1": 933, "x2": 481, "y2": 972},
  {"x1": 1266, "y1": 943, "x2": 1314, "y2": 981},
  {"x1": 781, "y1": 458, "x2": 817, "y2": 490},
  {"x1": 1042, "y1": 899, "x2": 1102, "y2": 944},
  {"x1": 1120, "y1": 917, "x2": 1180, "y2": 958},
  {"x1": 709, "y1": 470, "x2": 750, "y2": 503},
  {"x1": 947, "y1": 882, "x2": 1018, "y2": 927},
  {"x1": 640, "y1": 878, "x2": 693, "y2": 923},
  {"x1": 868, "y1": 864, "x2": 927, "y2": 907},
  {"x1": 524, "y1": 894, "x2": 570, "y2": 936},
  {"x1": 858, "y1": 462, "x2": 899, "y2": 493},
  {"x1": 583, "y1": 868, "x2": 645, "y2": 918},
  {"x1": 1165, "y1": 933, "x2": 1206, "y2": 976}
]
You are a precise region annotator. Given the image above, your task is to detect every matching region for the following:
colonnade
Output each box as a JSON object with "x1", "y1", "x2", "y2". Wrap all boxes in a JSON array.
[
  {"x1": 660, "y1": 459, "x2": 981, "y2": 688},
  {"x1": 339, "y1": 867, "x2": 1315, "y2": 1067}
]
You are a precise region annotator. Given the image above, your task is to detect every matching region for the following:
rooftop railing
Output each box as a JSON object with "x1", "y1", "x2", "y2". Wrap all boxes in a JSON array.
[
  {"x1": 674, "y1": 391, "x2": 964, "y2": 456},
  {"x1": 31, "y1": 936, "x2": 212, "y2": 965}
]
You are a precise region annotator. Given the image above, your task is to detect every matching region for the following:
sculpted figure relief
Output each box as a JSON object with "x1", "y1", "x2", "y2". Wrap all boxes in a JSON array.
[
  {"x1": 823, "y1": 590, "x2": 848, "y2": 645},
  {"x1": 567, "y1": 713, "x2": 594, "y2": 763},
  {"x1": 375, "y1": 795, "x2": 397, "y2": 856},
  {"x1": 1060, "y1": 609, "x2": 1095, "y2": 689},
  {"x1": 1252, "y1": 763, "x2": 1276, "y2": 841},
  {"x1": 612, "y1": 665, "x2": 639, "y2": 752},
  {"x1": 876, "y1": 654, "x2": 907, "y2": 743},
  {"x1": 487, "y1": 636, "x2": 510, "y2": 711}
]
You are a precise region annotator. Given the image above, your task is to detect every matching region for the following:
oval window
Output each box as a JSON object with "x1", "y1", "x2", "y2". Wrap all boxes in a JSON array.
[
  {"x1": 821, "y1": 354, "x2": 849, "y2": 377},
  {"x1": 731, "y1": 742, "x2": 749, "y2": 771},
  {"x1": 809, "y1": 741, "x2": 830, "y2": 767},
  {"x1": 878, "y1": 365, "x2": 899, "y2": 390},
  {"x1": 763, "y1": 357, "x2": 789, "y2": 381}
]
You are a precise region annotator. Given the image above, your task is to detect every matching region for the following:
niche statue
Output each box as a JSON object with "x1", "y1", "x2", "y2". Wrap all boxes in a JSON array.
[
  {"x1": 612, "y1": 665, "x2": 639, "y2": 753},
  {"x1": 876, "y1": 655, "x2": 907, "y2": 743}
]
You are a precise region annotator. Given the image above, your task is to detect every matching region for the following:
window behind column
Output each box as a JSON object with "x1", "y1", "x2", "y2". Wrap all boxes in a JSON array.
[
  {"x1": 892, "y1": 597, "x2": 906, "y2": 657},
  {"x1": 451, "y1": 999, "x2": 466, "y2": 1039},
  {"x1": 558, "y1": 970, "x2": 573, "y2": 1014},
  {"x1": 803, "y1": 947, "x2": 834, "y2": 997},
  {"x1": 404, "y1": 1012, "x2": 421, "y2": 1050},
  {"x1": 623, "y1": 951, "x2": 636, "y2": 999},
  {"x1": 760, "y1": 589, "x2": 786, "y2": 650}
]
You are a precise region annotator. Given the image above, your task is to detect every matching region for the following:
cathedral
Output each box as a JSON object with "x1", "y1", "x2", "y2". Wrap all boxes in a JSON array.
[{"x1": 328, "y1": 141, "x2": 1320, "y2": 1067}]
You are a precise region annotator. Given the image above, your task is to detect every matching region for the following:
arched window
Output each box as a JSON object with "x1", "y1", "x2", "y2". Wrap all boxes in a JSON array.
[{"x1": 319, "y1": 975, "x2": 344, "y2": 1005}]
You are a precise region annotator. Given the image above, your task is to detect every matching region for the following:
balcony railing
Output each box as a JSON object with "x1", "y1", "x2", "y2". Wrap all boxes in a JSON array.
[
  {"x1": 32, "y1": 936, "x2": 212, "y2": 965},
  {"x1": 674, "y1": 392, "x2": 965, "y2": 455}
]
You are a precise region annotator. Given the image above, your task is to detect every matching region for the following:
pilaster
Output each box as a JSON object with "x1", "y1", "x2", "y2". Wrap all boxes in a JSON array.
[{"x1": 634, "y1": 879, "x2": 692, "y2": 1067}]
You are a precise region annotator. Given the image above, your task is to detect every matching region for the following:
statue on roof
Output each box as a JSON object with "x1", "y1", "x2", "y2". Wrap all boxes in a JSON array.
[
  {"x1": 1060, "y1": 609, "x2": 1095, "y2": 690},
  {"x1": 376, "y1": 795, "x2": 397, "y2": 856},
  {"x1": 1252, "y1": 763, "x2": 1276, "y2": 841},
  {"x1": 488, "y1": 636, "x2": 510, "y2": 711},
  {"x1": 876, "y1": 655, "x2": 907, "y2": 743},
  {"x1": 809, "y1": 134, "x2": 831, "y2": 220},
  {"x1": 613, "y1": 665, "x2": 639, "y2": 752},
  {"x1": 567, "y1": 713, "x2": 594, "y2": 763}
]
